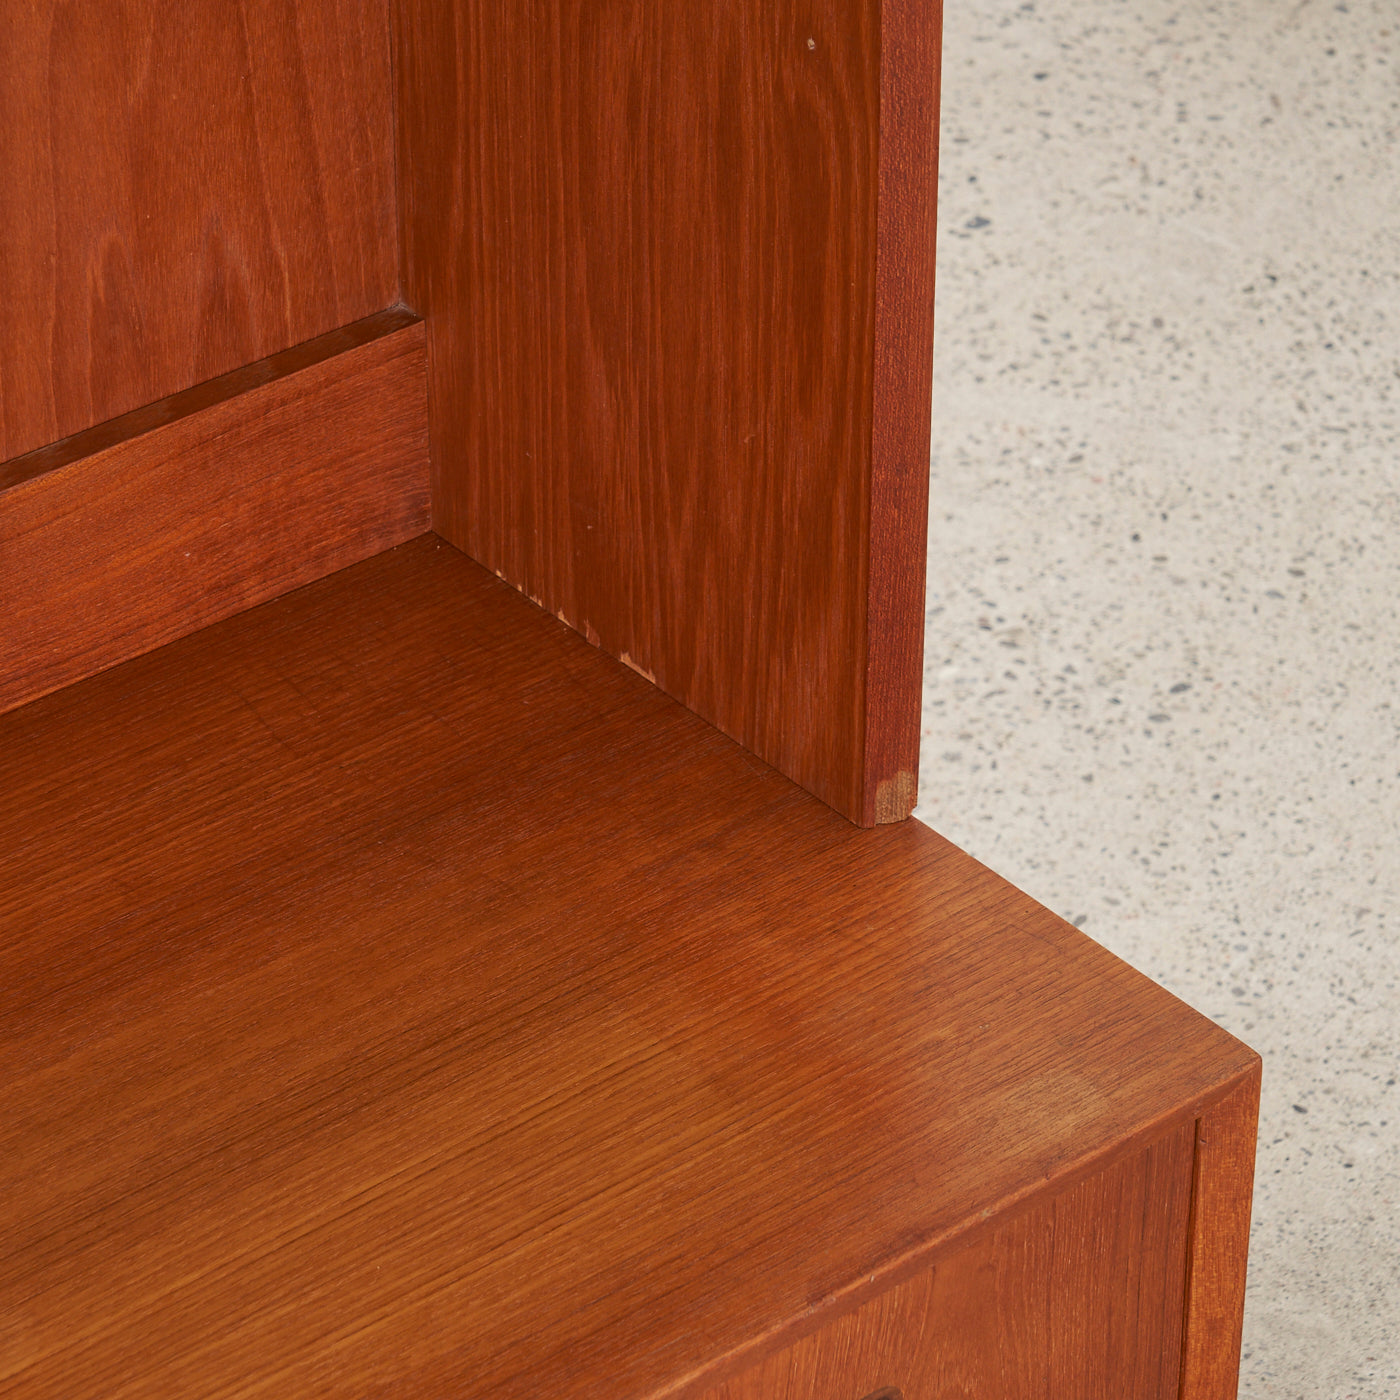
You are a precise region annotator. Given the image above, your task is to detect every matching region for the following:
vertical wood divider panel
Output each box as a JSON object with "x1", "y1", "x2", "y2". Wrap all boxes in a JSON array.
[
  {"x1": 864, "y1": 0, "x2": 944, "y2": 826},
  {"x1": 392, "y1": 0, "x2": 943, "y2": 825},
  {"x1": 0, "y1": 311, "x2": 428, "y2": 715},
  {"x1": 0, "y1": 0, "x2": 399, "y2": 462},
  {"x1": 1179, "y1": 1064, "x2": 1263, "y2": 1400}
]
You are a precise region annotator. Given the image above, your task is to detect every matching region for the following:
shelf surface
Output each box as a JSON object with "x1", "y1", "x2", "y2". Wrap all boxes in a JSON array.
[{"x1": 0, "y1": 534, "x2": 1255, "y2": 1399}]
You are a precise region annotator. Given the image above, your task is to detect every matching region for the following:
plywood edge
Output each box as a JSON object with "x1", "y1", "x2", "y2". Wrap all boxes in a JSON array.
[
  {"x1": 860, "y1": 0, "x2": 945, "y2": 826},
  {"x1": 0, "y1": 310, "x2": 428, "y2": 715},
  {"x1": 1178, "y1": 1059, "x2": 1263, "y2": 1400}
]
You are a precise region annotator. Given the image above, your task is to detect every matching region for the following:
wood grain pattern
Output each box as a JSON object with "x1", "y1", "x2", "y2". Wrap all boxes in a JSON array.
[
  {"x1": 1180, "y1": 1066, "x2": 1263, "y2": 1400},
  {"x1": 0, "y1": 0, "x2": 398, "y2": 461},
  {"x1": 0, "y1": 310, "x2": 427, "y2": 715},
  {"x1": 0, "y1": 536, "x2": 1257, "y2": 1399},
  {"x1": 392, "y1": 0, "x2": 939, "y2": 825},
  {"x1": 702, "y1": 1120, "x2": 1196, "y2": 1400},
  {"x1": 863, "y1": 0, "x2": 944, "y2": 825}
]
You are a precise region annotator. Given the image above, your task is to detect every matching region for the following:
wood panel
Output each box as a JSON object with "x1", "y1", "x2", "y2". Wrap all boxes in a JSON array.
[
  {"x1": 0, "y1": 310, "x2": 427, "y2": 715},
  {"x1": 392, "y1": 0, "x2": 943, "y2": 826},
  {"x1": 0, "y1": 0, "x2": 398, "y2": 461},
  {"x1": 0, "y1": 537, "x2": 1258, "y2": 1399},
  {"x1": 701, "y1": 1119, "x2": 1196, "y2": 1400},
  {"x1": 863, "y1": 0, "x2": 944, "y2": 825},
  {"x1": 1180, "y1": 1067, "x2": 1263, "y2": 1400}
]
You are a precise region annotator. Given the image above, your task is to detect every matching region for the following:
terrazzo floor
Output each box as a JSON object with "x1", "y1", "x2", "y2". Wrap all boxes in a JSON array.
[{"x1": 915, "y1": 0, "x2": 1398, "y2": 1394}]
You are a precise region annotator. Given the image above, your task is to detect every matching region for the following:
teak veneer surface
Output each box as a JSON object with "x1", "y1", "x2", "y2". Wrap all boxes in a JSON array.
[
  {"x1": 0, "y1": 310, "x2": 428, "y2": 716},
  {"x1": 0, "y1": 536, "x2": 1257, "y2": 1399},
  {"x1": 865, "y1": 0, "x2": 943, "y2": 825},
  {"x1": 0, "y1": 0, "x2": 398, "y2": 461},
  {"x1": 702, "y1": 1120, "x2": 1197, "y2": 1400},
  {"x1": 393, "y1": 0, "x2": 941, "y2": 826}
]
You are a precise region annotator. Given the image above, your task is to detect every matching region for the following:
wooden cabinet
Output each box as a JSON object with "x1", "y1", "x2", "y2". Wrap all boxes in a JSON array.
[{"x1": 0, "y1": 4, "x2": 1257, "y2": 1397}]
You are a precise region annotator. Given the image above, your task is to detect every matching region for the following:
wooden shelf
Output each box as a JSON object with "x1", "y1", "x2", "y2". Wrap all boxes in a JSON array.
[
  {"x1": 2, "y1": 533, "x2": 1256, "y2": 1399},
  {"x1": 3, "y1": 3, "x2": 1259, "y2": 1391}
]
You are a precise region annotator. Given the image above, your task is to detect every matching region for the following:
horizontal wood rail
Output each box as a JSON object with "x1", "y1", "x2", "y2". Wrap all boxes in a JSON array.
[{"x1": 0, "y1": 309, "x2": 428, "y2": 715}]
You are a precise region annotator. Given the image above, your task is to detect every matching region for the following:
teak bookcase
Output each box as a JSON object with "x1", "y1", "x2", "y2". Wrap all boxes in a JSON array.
[{"x1": 0, "y1": 3, "x2": 1259, "y2": 1398}]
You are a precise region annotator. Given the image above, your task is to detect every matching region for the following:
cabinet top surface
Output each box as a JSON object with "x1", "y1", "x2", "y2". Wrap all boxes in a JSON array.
[{"x1": 0, "y1": 535, "x2": 1254, "y2": 1400}]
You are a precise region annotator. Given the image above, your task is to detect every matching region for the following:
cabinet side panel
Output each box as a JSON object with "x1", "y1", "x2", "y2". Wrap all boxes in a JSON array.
[
  {"x1": 700, "y1": 1120, "x2": 1195, "y2": 1400},
  {"x1": 0, "y1": 0, "x2": 398, "y2": 461},
  {"x1": 394, "y1": 0, "x2": 929, "y2": 824}
]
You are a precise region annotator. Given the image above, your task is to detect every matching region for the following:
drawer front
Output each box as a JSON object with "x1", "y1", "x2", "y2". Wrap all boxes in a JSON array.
[{"x1": 699, "y1": 1120, "x2": 1194, "y2": 1400}]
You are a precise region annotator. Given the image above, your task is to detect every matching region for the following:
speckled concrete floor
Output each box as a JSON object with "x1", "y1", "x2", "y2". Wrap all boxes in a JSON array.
[{"x1": 914, "y1": 0, "x2": 1398, "y2": 1394}]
